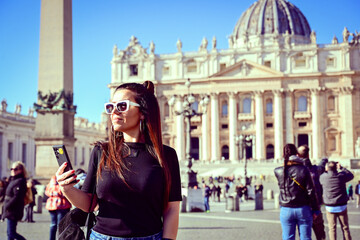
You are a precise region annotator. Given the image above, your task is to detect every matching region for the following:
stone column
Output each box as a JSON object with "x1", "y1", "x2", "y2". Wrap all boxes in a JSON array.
[
  {"x1": 228, "y1": 92, "x2": 238, "y2": 162},
  {"x1": 201, "y1": 104, "x2": 209, "y2": 162},
  {"x1": 284, "y1": 90, "x2": 294, "y2": 143},
  {"x1": 254, "y1": 91, "x2": 265, "y2": 160},
  {"x1": 211, "y1": 93, "x2": 220, "y2": 161},
  {"x1": 311, "y1": 88, "x2": 322, "y2": 160},
  {"x1": 35, "y1": 0, "x2": 76, "y2": 178},
  {"x1": 339, "y1": 86, "x2": 355, "y2": 157},
  {"x1": 273, "y1": 89, "x2": 284, "y2": 161},
  {"x1": 175, "y1": 96, "x2": 185, "y2": 161}
]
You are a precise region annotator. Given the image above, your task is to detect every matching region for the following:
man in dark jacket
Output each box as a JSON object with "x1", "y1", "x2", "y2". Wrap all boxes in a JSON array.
[
  {"x1": 298, "y1": 145, "x2": 327, "y2": 240},
  {"x1": 320, "y1": 161, "x2": 354, "y2": 240}
]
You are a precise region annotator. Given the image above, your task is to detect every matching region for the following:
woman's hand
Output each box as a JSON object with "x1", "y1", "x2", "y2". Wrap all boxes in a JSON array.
[{"x1": 55, "y1": 163, "x2": 79, "y2": 192}]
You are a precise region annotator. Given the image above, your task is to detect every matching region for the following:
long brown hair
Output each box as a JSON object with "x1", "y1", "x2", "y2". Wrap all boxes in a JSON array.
[{"x1": 97, "y1": 81, "x2": 171, "y2": 207}]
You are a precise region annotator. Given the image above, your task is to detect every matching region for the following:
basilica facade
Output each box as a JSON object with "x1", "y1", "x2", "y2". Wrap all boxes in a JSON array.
[{"x1": 110, "y1": 0, "x2": 360, "y2": 163}]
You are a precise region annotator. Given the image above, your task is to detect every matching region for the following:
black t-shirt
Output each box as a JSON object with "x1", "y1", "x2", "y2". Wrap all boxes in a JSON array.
[{"x1": 81, "y1": 143, "x2": 182, "y2": 237}]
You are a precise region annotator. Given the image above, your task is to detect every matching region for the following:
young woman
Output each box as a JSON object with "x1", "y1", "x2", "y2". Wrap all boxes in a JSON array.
[
  {"x1": 3, "y1": 161, "x2": 28, "y2": 240},
  {"x1": 274, "y1": 144, "x2": 319, "y2": 240},
  {"x1": 56, "y1": 81, "x2": 182, "y2": 240}
]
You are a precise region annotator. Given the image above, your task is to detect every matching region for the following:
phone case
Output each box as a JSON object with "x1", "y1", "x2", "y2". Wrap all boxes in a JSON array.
[{"x1": 52, "y1": 145, "x2": 73, "y2": 172}]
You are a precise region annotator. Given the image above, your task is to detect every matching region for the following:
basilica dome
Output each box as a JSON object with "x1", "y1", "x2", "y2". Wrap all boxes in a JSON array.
[{"x1": 231, "y1": 0, "x2": 312, "y2": 48}]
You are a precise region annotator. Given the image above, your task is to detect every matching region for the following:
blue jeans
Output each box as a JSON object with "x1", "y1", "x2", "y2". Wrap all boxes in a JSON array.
[
  {"x1": 90, "y1": 230, "x2": 162, "y2": 240},
  {"x1": 49, "y1": 209, "x2": 70, "y2": 240},
  {"x1": 204, "y1": 197, "x2": 210, "y2": 211},
  {"x1": 7, "y1": 219, "x2": 26, "y2": 240},
  {"x1": 280, "y1": 206, "x2": 313, "y2": 240}
]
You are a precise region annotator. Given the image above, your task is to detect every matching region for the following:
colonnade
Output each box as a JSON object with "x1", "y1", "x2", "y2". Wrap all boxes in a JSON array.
[{"x1": 171, "y1": 87, "x2": 355, "y2": 162}]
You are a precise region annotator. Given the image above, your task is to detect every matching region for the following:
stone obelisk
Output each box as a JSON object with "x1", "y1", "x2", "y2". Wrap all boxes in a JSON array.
[{"x1": 34, "y1": 0, "x2": 76, "y2": 179}]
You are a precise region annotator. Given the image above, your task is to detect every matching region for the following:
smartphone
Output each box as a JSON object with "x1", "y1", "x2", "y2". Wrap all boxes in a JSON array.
[{"x1": 52, "y1": 145, "x2": 77, "y2": 184}]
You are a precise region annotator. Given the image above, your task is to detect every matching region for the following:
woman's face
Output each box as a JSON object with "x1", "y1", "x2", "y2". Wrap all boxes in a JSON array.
[
  {"x1": 111, "y1": 89, "x2": 143, "y2": 137},
  {"x1": 10, "y1": 163, "x2": 22, "y2": 177}
]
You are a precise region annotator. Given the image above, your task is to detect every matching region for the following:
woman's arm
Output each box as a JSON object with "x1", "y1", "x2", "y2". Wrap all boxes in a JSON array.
[
  {"x1": 56, "y1": 162, "x2": 97, "y2": 212},
  {"x1": 162, "y1": 201, "x2": 180, "y2": 240}
]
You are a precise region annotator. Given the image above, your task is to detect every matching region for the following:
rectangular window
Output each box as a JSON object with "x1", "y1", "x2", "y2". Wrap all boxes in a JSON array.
[
  {"x1": 81, "y1": 147, "x2": 85, "y2": 165},
  {"x1": 222, "y1": 124, "x2": 228, "y2": 129},
  {"x1": 326, "y1": 58, "x2": 335, "y2": 67},
  {"x1": 299, "y1": 122, "x2": 307, "y2": 127},
  {"x1": 220, "y1": 63, "x2": 226, "y2": 71},
  {"x1": 266, "y1": 123, "x2": 273, "y2": 128},
  {"x1": 74, "y1": 147, "x2": 77, "y2": 166},
  {"x1": 22, "y1": 143, "x2": 27, "y2": 164},
  {"x1": 163, "y1": 66, "x2": 170, "y2": 75},
  {"x1": 187, "y1": 65, "x2": 197, "y2": 73},
  {"x1": 129, "y1": 64, "x2": 138, "y2": 76},
  {"x1": 8, "y1": 142, "x2": 13, "y2": 161},
  {"x1": 264, "y1": 61, "x2": 271, "y2": 68},
  {"x1": 295, "y1": 59, "x2": 306, "y2": 68},
  {"x1": 190, "y1": 125, "x2": 197, "y2": 130}
]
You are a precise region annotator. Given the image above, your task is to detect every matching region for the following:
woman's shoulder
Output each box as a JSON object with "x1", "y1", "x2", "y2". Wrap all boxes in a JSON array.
[{"x1": 163, "y1": 144, "x2": 176, "y2": 155}]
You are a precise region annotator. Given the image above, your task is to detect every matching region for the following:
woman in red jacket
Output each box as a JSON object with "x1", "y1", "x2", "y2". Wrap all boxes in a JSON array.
[{"x1": 45, "y1": 175, "x2": 72, "y2": 240}]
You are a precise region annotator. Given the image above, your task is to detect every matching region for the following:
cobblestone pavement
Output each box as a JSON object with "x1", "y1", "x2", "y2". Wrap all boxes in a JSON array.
[{"x1": 1, "y1": 200, "x2": 359, "y2": 240}]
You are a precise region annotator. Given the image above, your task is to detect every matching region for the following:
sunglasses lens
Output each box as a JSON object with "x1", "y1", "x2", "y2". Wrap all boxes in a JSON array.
[
  {"x1": 116, "y1": 102, "x2": 128, "y2": 112},
  {"x1": 105, "y1": 104, "x2": 114, "y2": 114}
]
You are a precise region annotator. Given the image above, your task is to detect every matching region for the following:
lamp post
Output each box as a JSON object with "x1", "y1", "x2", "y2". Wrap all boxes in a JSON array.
[
  {"x1": 169, "y1": 78, "x2": 209, "y2": 188},
  {"x1": 235, "y1": 126, "x2": 253, "y2": 185}
]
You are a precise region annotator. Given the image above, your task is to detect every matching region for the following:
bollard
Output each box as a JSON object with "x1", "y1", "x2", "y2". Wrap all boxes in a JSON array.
[
  {"x1": 225, "y1": 196, "x2": 234, "y2": 212},
  {"x1": 233, "y1": 194, "x2": 240, "y2": 211},
  {"x1": 274, "y1": 193, "x2": 280, "y2": 209},
  {"x1": 255, "y1": 191, "x2": 263, "y2": 210},
  {"x1": 181, "y1": 195, "x2": 187, "y2": 213},
  {"x1": 267, "y1": 189, "x2": 274, "y2": 200},
  {"x1": 34, "y1": 195, "x2": 43, "y2": 213}
]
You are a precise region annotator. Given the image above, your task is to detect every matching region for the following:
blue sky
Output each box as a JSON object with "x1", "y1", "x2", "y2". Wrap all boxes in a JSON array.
[{"x1": 0, "y1": 0, "x2": 359, "y2": 123}]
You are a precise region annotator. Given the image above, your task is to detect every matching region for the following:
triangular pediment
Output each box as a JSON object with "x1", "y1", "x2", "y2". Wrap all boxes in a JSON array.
[{"x1": 210, "y1": 60, "x2": 283, "y2": 78}]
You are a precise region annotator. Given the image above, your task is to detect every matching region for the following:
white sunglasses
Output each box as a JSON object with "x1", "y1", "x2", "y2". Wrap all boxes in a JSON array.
[{"x1": 104, "y1": 100, "x2": 140, "y2": 114}]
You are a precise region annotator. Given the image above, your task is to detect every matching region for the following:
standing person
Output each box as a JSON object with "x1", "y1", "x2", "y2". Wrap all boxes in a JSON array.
[
  {"x1": 204, "y1": 184, "x2": 211, "y2": 213},
  {"x1": 45, "y1": 175, "x2": 72, "y2": 240},
  {"x1": 347, "y1": 184, "x2": 354, "y2": 201},
  {"x1": 355, "y1": 180, "x2": 360, "y2": 208},
  {"x1": 0, "y1": 178, "x2": 7, "y2": 220},
  {"x1": 3, "y1": 161, "x2": 28, "y2": 240},
  {"x1": 274, "y1": 144, "x2": 319, "y2": 240},
  {"x1": 320, "y1": 161, "x2": 354, "y2": 240},
  {"x1": 298, "y1": 145, "x2": 327, "y2": 240},
  {"x1": 23, "y1": 179, "x2": 37, "y2": 223},
  {"x1": 216, "y1": 185, "x2": 221, "y2": 202},
  {"x1": 56, "y1": 81, "x2": 182, "y2": 240}
]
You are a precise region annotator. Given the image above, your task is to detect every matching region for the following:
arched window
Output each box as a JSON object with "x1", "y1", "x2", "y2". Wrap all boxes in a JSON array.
[
  {"x1": 221, "y1": 145, "x2": 229, "y2": 160},
  {"x1": 328, "y1": 96, "x2": 335, "y2": 111},
  {"x1": 298, "y1": 96, "x2": 307, "y2": 112},
  {"x1": 266, "y1": 99, "x2": 273, "y2": 114},
  {"x1": 221, "y1": 101, "x2": 228, "y2": 117},
  {"x1": 164, "y1": 102, "x2": 169, "y2": 117},
  {"x1": 243, "y1": 97, "x2": 251, "y2": 113}
]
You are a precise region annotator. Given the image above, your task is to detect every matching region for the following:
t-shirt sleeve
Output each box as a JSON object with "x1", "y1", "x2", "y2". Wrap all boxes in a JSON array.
[
  {"x1": 81, "y1": 145, "x2": 101, "y2": 194},
  {"x1": 164, "y1": 146, "x2": 182, "y2": 202}
]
